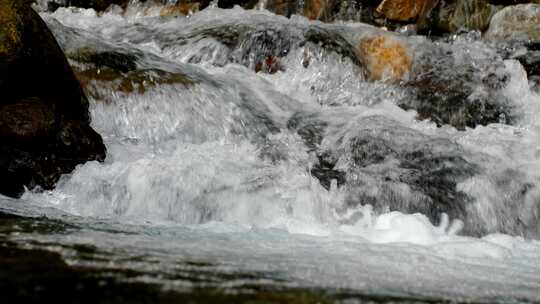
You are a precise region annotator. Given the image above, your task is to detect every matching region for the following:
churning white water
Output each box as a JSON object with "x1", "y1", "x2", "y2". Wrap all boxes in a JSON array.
[{"x1": 2, "y1": 2, "x2": 540, "y2": 302}]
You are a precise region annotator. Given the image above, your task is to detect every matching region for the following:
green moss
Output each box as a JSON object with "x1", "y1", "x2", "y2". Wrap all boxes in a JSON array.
[
  {"x1": 0, "y1": 0, "x2": 22, "y2": 55},
  {"x1": 448, "y1": 0, "x2": 500, "y2": 32},
  {"x1": 67, "y1": 47, "x2": 195, "y2": 96},
  {"x1": 74, "y1": 66, "x2": 195, "y2": 97},
  {"x1": 0, "y1": 212, "x2": 74, "y2": 235}
]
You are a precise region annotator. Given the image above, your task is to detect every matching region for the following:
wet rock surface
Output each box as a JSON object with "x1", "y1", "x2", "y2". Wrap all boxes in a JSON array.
[
  {"x1": 401, "y1": 37, "x2": 513, "y2": 130},
  {"x1": 322, "y1": 115, "x2": 477, "y2": 231},
  {"x1": 0, "y1": 0, "x2": 105, "y2": 197}
]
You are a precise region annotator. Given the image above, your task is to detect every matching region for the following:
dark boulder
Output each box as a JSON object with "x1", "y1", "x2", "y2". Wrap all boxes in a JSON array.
[
  {"x1": 263, "y1": 0, "x2": 299, "y2": 17},
  {"x1": 43, "y1": 0, "x2": 131, "y2": 11},
  {"x1": 0, "y1": 0, "x2": 106, "y2": 197},
  {"x1": 515, "y1": 43, "x2": 540, "y2": 77},
  {"x1": 217, "y1": 0, "x2": 259, "y2": 9}
]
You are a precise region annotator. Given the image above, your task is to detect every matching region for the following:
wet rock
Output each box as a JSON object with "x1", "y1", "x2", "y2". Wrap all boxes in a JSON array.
[
  {"x1": 401, "y1": 41, "x2": 513, "y2": 130},
  {"x1": 0, "y1": 0, "x2": 106, "y2": 197},
  {"x1": 356, "y1": 35, "x2": 412, "y2": 82},
  {"x1": 67, "y1": 47, "x2": 139, "y2": 73},
  {"x1": 282, "y1": 113, "x2": 484, "y2": 234},
  {"x1": 185, "y1": 24, "x2": 300, "y2": 73},
  {"x1": 160, "y1": 1, "x2": 210, "y2": 16},
  {"x1": 286, "y1": 112, "x2": 347, "y2": 190},
  {"x1": 463, "y1": 169, "x2": 540, "y2": 238},
  {"x1": 232, "y1": 29, "x2": 291, "y2": 73},
  {"x1": 66, "y1": 47, "x2": 194, "y2": 98},
  {"x1": 487, "y1": 0, "x2": 540, "y2": 5},
  {"x1": 303, "y1": 27, "x2": 362, "y2": 66},
  {"x1": 260, "y1": 0, "x2": 382, "y2": 24},
  {"x1": 328, "y1": 116, "x2": 478, "y2": 231},
  {"x1": 484, "y1": 4, "x2": 540, "y2": 43},
  {"x1": 376, "y1": 0, "x2": 440, "y2": 21}
]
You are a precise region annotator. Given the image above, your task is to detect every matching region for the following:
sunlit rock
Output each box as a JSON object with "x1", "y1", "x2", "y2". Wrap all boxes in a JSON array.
[
  {"x1": 0, "y1": 0, "x2": 106, "y2": 197},
  {"x1": 160, "y1": 1, "x2": 208, "y2": 16},
  {"x1": 484, "y1": 4, "x2": 540, "y2": 43},
  {"x1": 376, "y1": 0, "x2": 440, "y2": 21},
  {"x1": 356, "y1": 35, "x2": 412, "y2": 82}
]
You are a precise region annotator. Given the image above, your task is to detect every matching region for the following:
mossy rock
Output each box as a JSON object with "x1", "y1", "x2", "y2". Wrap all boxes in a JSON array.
[
  {"x1": 419, "y1": 0, "x2": 500, "y2": 33},
  {"x1": 66, "y1": 47, "x2": 195, "y2": 98},
  {"x1": 74, "y1": 67, "x2": 195, "y2": 98},
  {"x1": 484, "y1": 3, "x2": 540, "y2": 43}
]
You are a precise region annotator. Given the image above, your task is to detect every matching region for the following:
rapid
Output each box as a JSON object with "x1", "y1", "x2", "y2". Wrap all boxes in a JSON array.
[{"x1": 2, "y1": 1, "x2": 540, "y2": 302}]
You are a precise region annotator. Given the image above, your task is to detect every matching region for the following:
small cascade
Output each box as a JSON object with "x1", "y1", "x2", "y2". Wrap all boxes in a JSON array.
[{"x1": 1, "y1": 2, "x2": 540, "y2": 302}]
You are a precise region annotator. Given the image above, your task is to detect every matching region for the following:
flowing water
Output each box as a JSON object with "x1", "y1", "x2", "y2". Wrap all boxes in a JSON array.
[{"x1": 2, "y1": 2, "x2": 540, "y2": 302}]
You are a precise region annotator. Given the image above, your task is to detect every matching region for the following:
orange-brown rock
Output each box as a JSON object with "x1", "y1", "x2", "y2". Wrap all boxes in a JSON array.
[
  {"x1": 376, "y1": 0, "x2": 439, "y2": 21},
  {"x1": 303, "y1": 0, "x2": 335, "y2": 21},
  {"x1": 160, "y1": 1, "x2": 201, "y2": 16},
  {"x1": 357, "y1": 35, "x2": 412, "y2": 82}
]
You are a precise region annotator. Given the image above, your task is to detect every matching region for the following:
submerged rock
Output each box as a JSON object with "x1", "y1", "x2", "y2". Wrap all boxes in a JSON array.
[
  {"x1": 65, "y1": 47, "x2": 194, "y2": 99},
  {"x1": 0, "y1": 0, "x2": 106, "y2": 197},
  {"x1": 288, "y1": 113, "x2": 480, "y2": 233},
  {"x1": 333, "y1": 117, "x2": 479, "y2": 234},
  {"x1": 400, "y1": 40, "x2": 512, "y2": 130}
]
